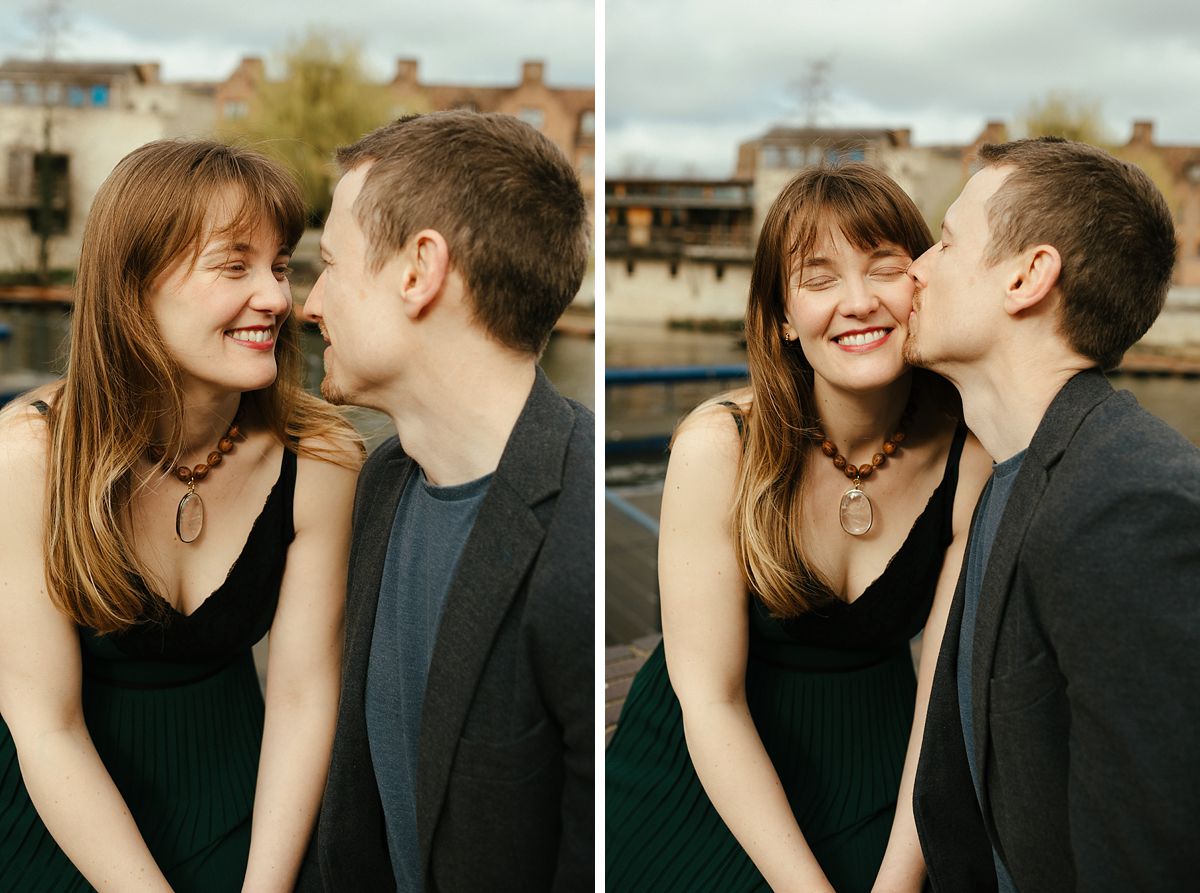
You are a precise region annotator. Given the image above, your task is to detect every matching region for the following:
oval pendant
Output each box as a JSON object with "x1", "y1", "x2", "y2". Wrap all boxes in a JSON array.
[
  {"x1": 839, "y1": 486, "x2": 873, "y2": 536},
  {"x1": 176, "y1": 491, "x2": 205, "y2": 543}
]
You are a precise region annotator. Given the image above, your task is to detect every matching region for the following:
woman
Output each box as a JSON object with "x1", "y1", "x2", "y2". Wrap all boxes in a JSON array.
[
  {"x1": 0, "y1": 140, "x2": 361, "y2": 892},
  {"x1": 606, "y1": 164, "x2": 993, "y2": 892}
]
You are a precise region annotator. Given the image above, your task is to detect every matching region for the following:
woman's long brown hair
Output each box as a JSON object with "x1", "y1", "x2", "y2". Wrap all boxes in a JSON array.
[
  {"x1": 43, "y1": 140, "x2": 358, "y2": 633},
  {"x1": 734, "y1": 164, "x2": 933, "y2": 616}
]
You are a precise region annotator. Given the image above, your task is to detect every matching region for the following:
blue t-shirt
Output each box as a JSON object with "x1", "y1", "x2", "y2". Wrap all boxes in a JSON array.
[
  {"x1": 958, "y1": 449, "x2": 1025, "y2": 892},
  {"x1": 364, "y1": 467, "x2": 492, "y2": 891}
]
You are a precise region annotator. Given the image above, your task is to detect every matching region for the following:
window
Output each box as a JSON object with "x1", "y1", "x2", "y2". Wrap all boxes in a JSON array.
[
  {"x1": 67, "y1": 85, "x2": 85, "y2": 107},
  {"x1": 25, "y1": 152, "x2": 71, "y2": 234},
  {"x1": 44, "y1": 82, "x2": 62, "y2": 104},
  {"x1": 90, "y1": 84, "x2": 110, "y2": 107},
  {"x1": 580, "y1": 110, "x2": 595, "y2": 137},
  {"x1": 518, "y1": 106, "x2": 544, "y2": 130},
  {"x1": 223, "y1": 100, "x2": 249, "y2": 120},
  {"x1": 22, "y1": 82, "x2": 41, "y2": 104},
  {"x1": 761, "y1": 145, "x2": 782, "y2": 168},
  {"x1": 0, "y1": 80, "x2": 13, "y2": 104}
]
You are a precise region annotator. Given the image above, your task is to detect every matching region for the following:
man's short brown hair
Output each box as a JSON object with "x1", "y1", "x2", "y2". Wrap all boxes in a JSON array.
[
  {"x1": 978, "y1": 137, "x2": 1176, "y2": 370},
  {"x1": 336, "y1": 110, "x2": 590, "y2": 355}
]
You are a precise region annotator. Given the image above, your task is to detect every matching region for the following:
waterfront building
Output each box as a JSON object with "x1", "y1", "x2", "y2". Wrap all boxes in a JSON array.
[
  {"x1": 0, "y1": 56, "x2": 594, "y2": 276},
  {"x1": 0, "y1": 59, "x2": 215, "y2": 273},
  {"x1": 607, "y1": 119, "x2": 1200, "y2": 326},
  {"x1": 605, "y1": 178, "x2": 754, "y2": 324}
]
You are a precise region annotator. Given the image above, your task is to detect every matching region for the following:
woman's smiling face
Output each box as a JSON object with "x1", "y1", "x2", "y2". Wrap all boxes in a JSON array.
[
  {"x1": 783, "y1": 224, "x2": 915, "y2": 395},
  {"x1": 149, "y1": 190, "x2": 294, "y2": 400}
]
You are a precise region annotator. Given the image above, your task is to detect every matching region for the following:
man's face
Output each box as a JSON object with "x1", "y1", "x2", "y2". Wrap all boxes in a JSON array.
[
  {"x1": 904, "y1": 164, "x2": 1012, "y2": 372},
  {"x1": 303, "y1": 164, "x2": 400, "y2": 407}
]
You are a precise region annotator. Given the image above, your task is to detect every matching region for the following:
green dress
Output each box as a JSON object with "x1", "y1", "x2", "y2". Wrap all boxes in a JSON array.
[
  {"x1": 606, "y1": 425, "x2": 966, "y2": 892},
  {"x1": 0, "y1": 448, "x2": 296, "y2": 892}
]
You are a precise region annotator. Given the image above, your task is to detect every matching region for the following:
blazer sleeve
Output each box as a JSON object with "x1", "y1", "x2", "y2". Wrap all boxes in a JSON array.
[{"x1": 1029, "y1": 455, "x2": 1200, "y2": 888}]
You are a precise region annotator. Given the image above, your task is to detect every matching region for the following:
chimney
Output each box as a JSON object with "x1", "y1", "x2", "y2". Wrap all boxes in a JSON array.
[
  {"x1": 237, "y1": 56, "x2": 264, "y2": 85},
  {"x1": 1130, "y1": 120, "x2": 1154, "y2": 147},
  {"x1": 892, "y1": 128, "x2": 911, "y2": 149},
  {"x1": 394, "y1": 57, "x2": 418, "y2": 85},
  {"x1": 981, "y1": 120, "x2": 1007, "y2": 145},
  {"x1": 522, "y1": 60, "x2": 544, "y2": 85},
  {"x1": 137, "y1": 62, "x2": 160, "y2": 84}
]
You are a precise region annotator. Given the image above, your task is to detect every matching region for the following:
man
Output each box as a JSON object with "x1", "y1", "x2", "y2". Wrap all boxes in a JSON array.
[
  {"x1": 296, "y1": 111, "x2": 593, "y2": 892},
  {"x1": 904, "y1": 136, "x2": 1200, "y2": 891}
]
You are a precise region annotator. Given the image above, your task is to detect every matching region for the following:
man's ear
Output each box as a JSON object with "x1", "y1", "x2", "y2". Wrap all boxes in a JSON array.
[
  {"x1": 1003, "y1": 244, "x2": 1061, "y2": 317},
  {"x1": 397, "y1": 229, "x2": 450, "y2": 320}
]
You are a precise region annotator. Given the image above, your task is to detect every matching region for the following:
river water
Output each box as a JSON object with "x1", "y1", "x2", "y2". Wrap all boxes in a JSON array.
[
  {"x1": 0, "y1": 305, "x2": 593, "y2": 453},
  {"x1": 606, "y1": 320, "x2": 1200, "y2": 465}
]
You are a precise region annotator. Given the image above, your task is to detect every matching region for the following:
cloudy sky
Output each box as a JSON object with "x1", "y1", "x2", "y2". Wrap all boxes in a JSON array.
[
  {"x1": 0, "y1": 0, "x2": 593, "y2": 88},
  {"x1": 606, "y1": 0, "x2": 1200, "y2": 177}
]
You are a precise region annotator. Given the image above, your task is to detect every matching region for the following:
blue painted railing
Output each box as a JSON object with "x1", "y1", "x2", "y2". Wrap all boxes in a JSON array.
[{"x1": 605, "y1": 364, "x2": 748, "y2": 457}]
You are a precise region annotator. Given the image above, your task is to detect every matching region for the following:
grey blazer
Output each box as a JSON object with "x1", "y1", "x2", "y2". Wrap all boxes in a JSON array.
[
  {"x1": 914, "y1": 369, "x2": 1200, "y2": 892},
  {"x1": 298, "y1": 369, "x2": 594, "y2": 892}
]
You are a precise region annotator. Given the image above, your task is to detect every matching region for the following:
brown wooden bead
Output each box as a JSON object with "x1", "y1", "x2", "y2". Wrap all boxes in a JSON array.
[
  {"x1": 191, "y1": 464, "x2": 209, "y2": 480},
  {"x1": 208, "y1": 451, "x2": 223, "y2": 466},
  {"x1": 857, "y1": 464, "x2": 874, "y2": 479},
  {"x1": 218, "y1": 437, "x2": 235, "y2": 453},
  {"x1": 872, "y1": 452, "x2": 886, "y2": 466},
  {"x1": 832, "y1": 455, "x2": 847, "y2": 469},
  {"x1": 227, "y1": 424, "x2": 241, "y2": 439},
  {"x1": 844, "y1": 464, "x2": 858, "y2": 478},
  {"x1": 821, "y1": 441, "x2": 837, "y2": 457},
  {"x1": 174, "y1": 467, "x2": 192, "y2": 483},
  {"x1": 882, "y1": 441, "x2": 897, "y2": 455},
  {"x1": 892, "y1": 431, "x2": 906, "y2": 443}
]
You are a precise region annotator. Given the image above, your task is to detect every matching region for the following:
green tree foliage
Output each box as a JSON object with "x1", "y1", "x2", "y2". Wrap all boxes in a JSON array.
[
  {"x1": 1017, "y1": 91, "x2": 1175, "y2": 209},
  {"x1": 1018, "y1": 91, "x2": 1110, "y2": 144},
  {"x1": 221, "y1": 32, "x2": 394, "y2": 223}
]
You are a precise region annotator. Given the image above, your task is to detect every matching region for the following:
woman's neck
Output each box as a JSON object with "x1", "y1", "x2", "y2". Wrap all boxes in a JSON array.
[
  {"x1": 810, "y1": 373, "x2": 913, "y2": 459},
  {"x1": 155, "y1": 391, "x2": 242, "y2": 460}
]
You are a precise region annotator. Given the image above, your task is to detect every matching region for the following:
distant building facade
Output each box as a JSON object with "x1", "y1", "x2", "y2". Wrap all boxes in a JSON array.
[
  {"x1": 0, "y1": 55, "x2": 595, "y2": 276},
  {"x1": 0, "y1": 59, "x2": 215, "y2": 272},
  {"x1": 385, "y1": 59, "x2": 594, "y2": 205},
  {"x1": 607, "y1": 119, "x2": 1200, "y2": 324},
  {"x1": 606, "y1": 178, "x2": 754, "y2": 323}
]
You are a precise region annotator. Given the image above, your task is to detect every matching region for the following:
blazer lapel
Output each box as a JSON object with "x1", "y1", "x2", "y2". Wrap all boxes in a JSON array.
[
  {"x1": 415, "y1": 369, "x2": 577, "y2": 868},
  {"x1": 343, "y1": 448, "x2": 414, "y2": 718},
  {"x1": 969, "y1": 368, "x2": 1113, "y2": 840},
  {"x1": 321, "y1": 442, "x2": 413, "y2": 885}
]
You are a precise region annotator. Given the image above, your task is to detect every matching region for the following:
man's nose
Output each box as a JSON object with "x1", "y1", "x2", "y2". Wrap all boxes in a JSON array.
[
  {"x1": 301, "y1": 272, "x2": 325, "y2": 322},
  {"x1": 908, "y1": 247, "x2": 933, "y2": 286}
]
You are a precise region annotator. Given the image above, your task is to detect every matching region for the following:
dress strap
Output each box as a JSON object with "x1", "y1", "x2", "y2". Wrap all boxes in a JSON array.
[
  {"x1": 941, "y1": 420, "x2": 969, "y2": 490},
  {"x1": 716, "y1": 400, "x2": 745, "y2": 440},
  {"x1": 279, "y1": 443, "x2": 299, "y2": 543}
]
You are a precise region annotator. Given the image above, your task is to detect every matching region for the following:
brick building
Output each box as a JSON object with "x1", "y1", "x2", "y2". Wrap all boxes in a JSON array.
[{"x1": 0, "y1": 55, "x2": 595, "y2": 275}]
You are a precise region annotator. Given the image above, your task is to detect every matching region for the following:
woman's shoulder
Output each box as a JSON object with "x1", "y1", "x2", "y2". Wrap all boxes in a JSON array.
[
  {"x1": 0, "y1": 401, "x2": 52, "y2": 540},
  {"x1": 674, "y1": 387, "x2": 753, "y2": 446},
  {"x1": 0, "y1": 396, "x2": 52, "y2": 475}
]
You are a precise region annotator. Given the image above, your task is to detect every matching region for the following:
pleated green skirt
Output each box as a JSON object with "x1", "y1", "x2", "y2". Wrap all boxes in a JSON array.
[
  {"x1": 606, "y1": 640, "x2": 917, "y2": 892},
  {"x1": 0, "y1": 648, "x2": 264, "y2": 892}
]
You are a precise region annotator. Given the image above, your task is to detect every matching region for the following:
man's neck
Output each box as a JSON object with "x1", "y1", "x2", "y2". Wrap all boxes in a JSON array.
[
  {"x1": 948, "y1": 350, "x2": 1094, "y2": 462},
  {"x1": 382, "y1": 356, "x2": 537, "y2": 487}
]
